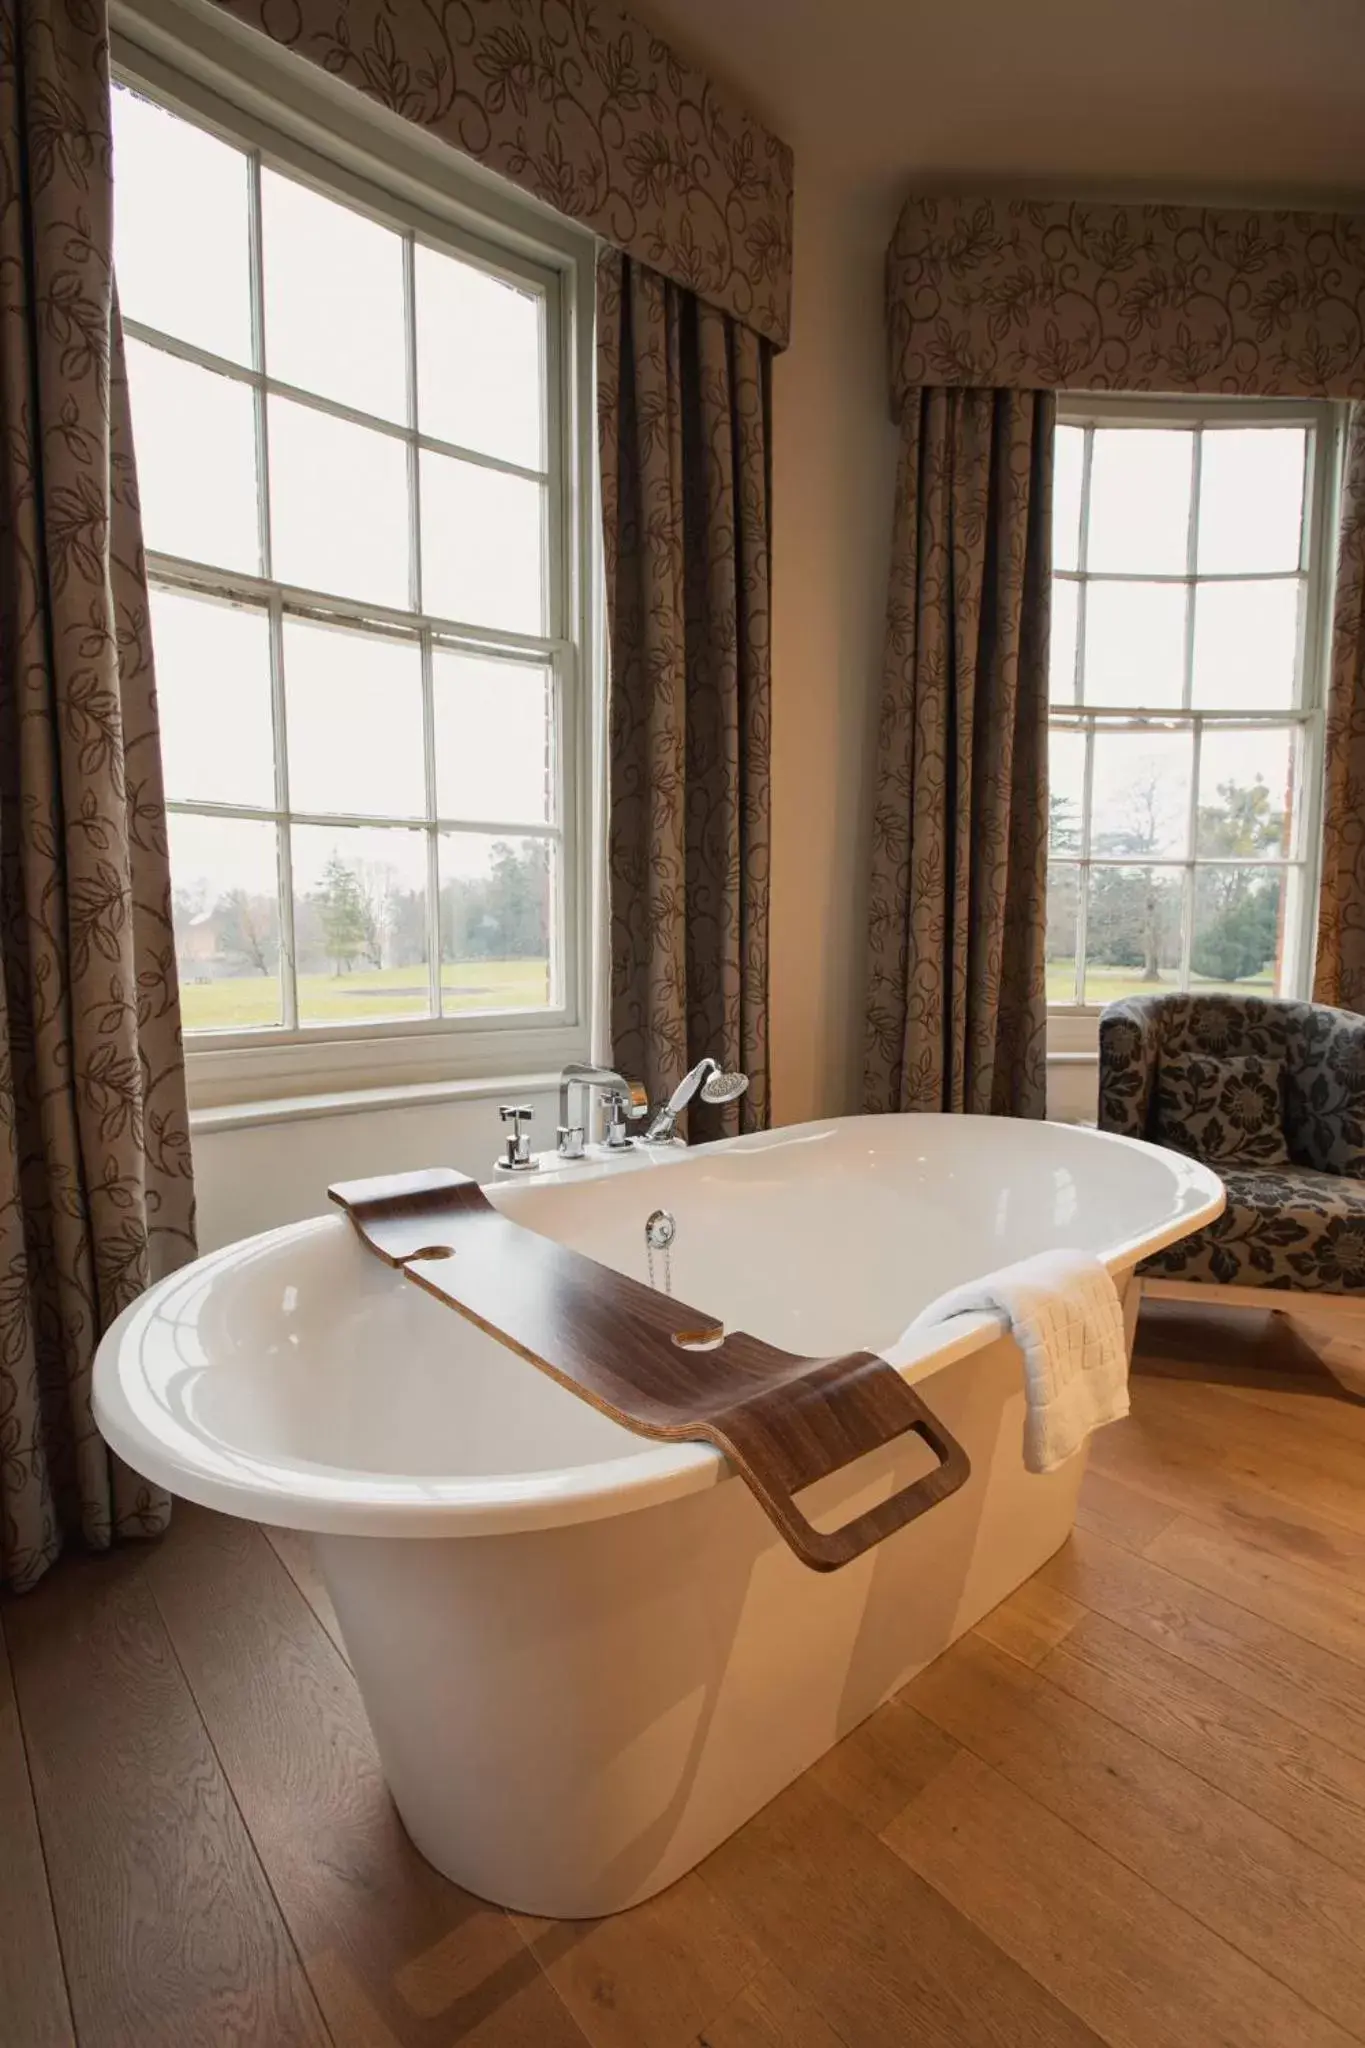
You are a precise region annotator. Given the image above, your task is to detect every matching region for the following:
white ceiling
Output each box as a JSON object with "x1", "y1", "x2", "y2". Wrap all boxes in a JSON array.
[{"x1": 634, "y1": 0, "x2": 1365, "y2": 208}]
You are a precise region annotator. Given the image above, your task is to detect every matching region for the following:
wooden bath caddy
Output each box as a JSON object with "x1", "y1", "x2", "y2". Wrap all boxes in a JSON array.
[{"x1": 329, "y1": 1167, "x2": 970, "y2": 1572}]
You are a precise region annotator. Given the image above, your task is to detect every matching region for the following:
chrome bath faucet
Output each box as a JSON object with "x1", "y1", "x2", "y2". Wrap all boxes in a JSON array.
[{"x1": 557, "y1": 1063, "x2": 648, "y2": 1159}]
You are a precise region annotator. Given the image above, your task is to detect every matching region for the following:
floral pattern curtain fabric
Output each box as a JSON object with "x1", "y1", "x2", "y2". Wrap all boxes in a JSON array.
[
  {"x1": 864, "y1": 387, "x2": 1053, "y2": 1118},
  {"x1": 597, "y1": 249, "x2": 771, "y2": 1136},
  {"x1": 1316, "y1": 406, "x2": 1365, "y2": 1013},
  {"x1": 888, "y1": 196, "x2": 1365, "y2": 400},
  {"x1": 211, "y1": 0, "x2": 794, "y2": 349},
  {"x1": 0, "y1": 0, "x2": 196, "y2": 1592}
]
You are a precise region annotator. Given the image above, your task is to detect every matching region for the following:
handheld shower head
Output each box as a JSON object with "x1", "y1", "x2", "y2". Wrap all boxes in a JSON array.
[
  {"x1": 699, "y1": 1068, "x2": 749, "y2": 1105},
  {"x1": 643, "y1": 1057, "x2": 750, "y2": 1141}
]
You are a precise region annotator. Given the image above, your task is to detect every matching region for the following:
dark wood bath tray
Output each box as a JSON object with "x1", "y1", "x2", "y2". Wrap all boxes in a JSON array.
[{"x1": 329, "y1": 1167, "x2": 971, "y2": 1572}]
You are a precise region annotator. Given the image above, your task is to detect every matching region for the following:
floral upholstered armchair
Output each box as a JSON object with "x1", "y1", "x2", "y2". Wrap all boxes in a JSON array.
[{"x1": 1097, "y1": 995, "x2": 1365, "y2": 1384}]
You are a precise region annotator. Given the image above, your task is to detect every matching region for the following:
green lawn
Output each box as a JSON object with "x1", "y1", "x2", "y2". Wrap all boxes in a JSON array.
[
  {"x1": 180, "y1": 957, "x2": 551, "y2": 1032},
  {"x1": 185, "y1": 954, "x2": 1275, "y2": 1029},
  {"x1": 1046, "y1": 959, "x2": 1275, "y2": 1006}
]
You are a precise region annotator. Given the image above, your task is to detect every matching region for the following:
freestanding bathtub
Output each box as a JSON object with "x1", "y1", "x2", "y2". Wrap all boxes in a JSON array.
[{"x1": 94, "y1": 1113, "x2": 1221, "y2": 1917}]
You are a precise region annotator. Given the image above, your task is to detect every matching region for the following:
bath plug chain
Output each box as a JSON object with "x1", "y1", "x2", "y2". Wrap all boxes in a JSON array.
[{"x1": 644, "y1": 1208, "x2": 676, "y2": 1296}]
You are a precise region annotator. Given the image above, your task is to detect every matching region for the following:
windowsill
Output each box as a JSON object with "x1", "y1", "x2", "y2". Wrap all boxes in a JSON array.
[
  {"x1": 190, "y1": 1070, "x2": 561, "y2": 1135},
  {"x1": 185, "y1": 1011, "x2": 592, "y2": 1113},
  {"x1": 1047, "y1": 1007, "x2": 1102, "y2": 1061}
]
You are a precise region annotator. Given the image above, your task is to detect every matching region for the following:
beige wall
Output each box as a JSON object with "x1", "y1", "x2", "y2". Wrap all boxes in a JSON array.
[
  {"x1": 768, "y1": 172, "x2": 902, "y2": 1123},
  {"x1": 192, "y1": 1088, "x2": 559, "y2": 1251}
]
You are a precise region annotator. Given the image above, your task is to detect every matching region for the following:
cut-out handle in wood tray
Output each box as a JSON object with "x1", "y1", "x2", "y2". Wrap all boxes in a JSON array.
[{"x1": 329, "y1": 1167, "x2": 970, "y2": 1572}]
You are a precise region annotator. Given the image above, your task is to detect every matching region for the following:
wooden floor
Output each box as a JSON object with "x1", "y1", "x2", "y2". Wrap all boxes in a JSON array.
[{"x1": 7, "y1": 1306, "x2": 1365, "y2": 2048}]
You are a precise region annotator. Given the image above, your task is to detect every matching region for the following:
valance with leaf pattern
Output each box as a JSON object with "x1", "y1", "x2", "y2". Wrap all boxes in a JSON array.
[
  {"x1": 210, "y1": 0, "x2": 793, "y2": 348},
  {"x1": 888, "y1": 195, "x2": 1365, "y2": 406}
]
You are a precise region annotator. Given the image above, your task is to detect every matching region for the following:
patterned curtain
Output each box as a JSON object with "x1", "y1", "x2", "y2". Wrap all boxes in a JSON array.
[
  {"x1": 1315, "y1": 405, "x2": 1365, "y2": 1013},
  {"x1": 0, "y1": 0, "x2": 196, "y2": 1592},
  {"x1": 596, "y1": 249, "x2": 772, "y2": 1138},
  {"x1": 864, "y1": 387, "x2": 1054, "y2": 1118}
]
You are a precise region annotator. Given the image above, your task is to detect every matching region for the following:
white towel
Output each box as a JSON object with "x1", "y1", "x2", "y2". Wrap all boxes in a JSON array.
[{"x1": 908, "y1": 1249, "x2": 1130, "y2": 1474}]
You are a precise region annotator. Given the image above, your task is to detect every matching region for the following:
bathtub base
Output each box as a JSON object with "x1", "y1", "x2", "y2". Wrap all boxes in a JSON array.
[{"x1": 316, "y1": 1323, "x2": 1093, "y2": 1918}]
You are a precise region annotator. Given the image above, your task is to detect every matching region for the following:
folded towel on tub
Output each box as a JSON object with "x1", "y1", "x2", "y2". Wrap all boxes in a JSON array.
[{"x1": 906, "y1": 1249, "x2": 1129, "y2": 1474}]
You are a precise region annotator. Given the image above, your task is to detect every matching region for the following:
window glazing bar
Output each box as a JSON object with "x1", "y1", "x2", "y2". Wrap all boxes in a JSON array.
[
  {"x1": 1054, "y1": 567, "x2": 1304, "y2": 587},
  {"x1": 124, "y1": 318, "x2": 551, "y2": 485},
  {"x1": 165, "y1": 800, "x2": 562, "y2": 839},
  {"x1": 145, "y1": 554, "x2": 563, "y2": 661},
  {"x1": 1049, "y1": 707, "x2": 1313, "y2": 726}
]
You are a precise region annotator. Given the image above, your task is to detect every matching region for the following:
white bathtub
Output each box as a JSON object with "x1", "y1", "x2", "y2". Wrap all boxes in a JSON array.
[{"x1": 94, "y1": 1113, "x2": 1221, "y2": 1916}]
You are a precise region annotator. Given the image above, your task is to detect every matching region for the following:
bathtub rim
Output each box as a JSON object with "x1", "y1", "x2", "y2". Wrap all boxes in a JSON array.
[{"x1": 92, "y1": 1115, "x2": 1223, "y2": 1540}]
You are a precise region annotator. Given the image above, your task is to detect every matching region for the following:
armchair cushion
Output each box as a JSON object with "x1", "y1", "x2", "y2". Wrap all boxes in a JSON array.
[
  {"x1": 1139, "y1": 1162, "x2": 1365, "y2": 1293},
  {"x1": 1153, "y1": 1053, "x2": 1289, "y2": 1167}
]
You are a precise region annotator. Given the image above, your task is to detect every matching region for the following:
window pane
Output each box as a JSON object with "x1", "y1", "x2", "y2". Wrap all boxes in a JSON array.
[
  {"x1": 1190, "y1": 579, "x2": 1300, "y2": 710},
  {"x1": 1050, "y1": 578, "x2": 1079, "y2": 703},
  {"x1": 419, "y1": 451, "x2": 544, "y2": 632},
  {"x1": 1083, "y1": 865, "x2": 1181, "y2": 1003},
  {"x1": 1083, "y1": 582, "x2": 1187, "y2": 708},
  {"x1": 268, "y1": 398, "x2": 409, "y2": 607},
  {"x1": 261, "y1": 169, "x2": 407, "y2": 422},
  {"x1": 415, "y1": 245, "x2": 544, "y2": 468},
  {"x1": 1046, "y1": 861, "x2": 1080, "y2": 1003},
  {"x1": 1196, "y1": 726, "x2": 1296, "y2": 861},
  {"x1": 283, "y1": 620, "x2": 424, "y2": 818},
  {"x1": 440, "y1": 835, "x2": 553, "y2": 1014},
  {"x1": 113, "y1": 86, "x2": 252, "y2": 364},
  {"x1": 1053, "y1": 425, "x2": 1084, "y2": 572},
  {"x1": 1090, "y1": 727, "x2": 1191, "y2": 859},
  {"x1": 170, "y1": 814, "x2": 282, "y2": 1031},
  {"x1": 1086, "y1": 428, "x2": 1192, "y2": 575},
  {"x1": 433, "y1": 652, "x2": 552, "y2": 825},
  {"x1": 1191, "y1": 866, "x2": 1283, "y2": 994},
  {"x1": 1197, "y1": 428, "x2": 1306, "y2": 574},
  {"x1": 127, "y1": 341, "x2": 259, "y2": 571},
  {"x1": 150, "y1": 589, "x2": 274, "y2": 807},
  {"x1": 292, "y1": 824, "x2": 429, "y2": 1024},
  {"x1": 1048, "y1": 726, "x2": 1086, "y2": 853}
]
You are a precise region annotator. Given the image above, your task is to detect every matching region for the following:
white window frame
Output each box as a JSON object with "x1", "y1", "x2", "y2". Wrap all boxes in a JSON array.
[
  {"x1": 1047, "y1": 390, "x2": 1345, "y2": 1060},
  {"x1": 112, "y1": 1, "x2": 603, "y2": 1113}
]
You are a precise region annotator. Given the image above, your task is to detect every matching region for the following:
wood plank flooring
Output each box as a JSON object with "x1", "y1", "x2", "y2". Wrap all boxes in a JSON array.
[{"x1": 5, "y1": 1302, "x2": 1365, "y2": 2046}]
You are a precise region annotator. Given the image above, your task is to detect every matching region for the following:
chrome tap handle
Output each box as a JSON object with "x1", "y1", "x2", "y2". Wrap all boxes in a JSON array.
[
  {"x1": 495, "y1": 1103, "x2": 539, "y2": 1173},
  {"x1": 603, "y1": 1085, "x2": 647, "y2": 1150}
]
